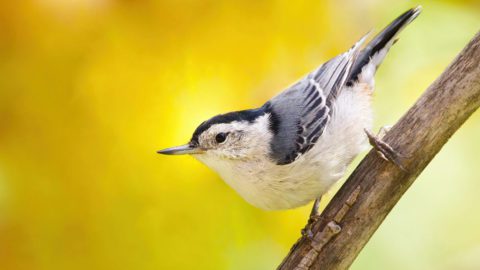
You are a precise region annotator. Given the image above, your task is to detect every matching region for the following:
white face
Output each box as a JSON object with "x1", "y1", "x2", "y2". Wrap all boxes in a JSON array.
[{"x1": 193, "y1": 114, "x2": 273, "y2": 161}]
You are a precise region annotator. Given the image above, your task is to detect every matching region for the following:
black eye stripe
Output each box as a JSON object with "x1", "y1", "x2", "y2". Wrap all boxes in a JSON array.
[
  {"x1": 215, "y1": 132, "x2": 229, "y2": 143},
  {"x1": 190, "y1": 108, "x2": 266, "y2": 145}
]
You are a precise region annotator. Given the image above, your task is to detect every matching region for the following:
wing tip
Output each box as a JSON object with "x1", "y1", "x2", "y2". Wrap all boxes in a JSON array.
[{"x1": 346, "y1": 6, "x2": 422, "y2": 86}]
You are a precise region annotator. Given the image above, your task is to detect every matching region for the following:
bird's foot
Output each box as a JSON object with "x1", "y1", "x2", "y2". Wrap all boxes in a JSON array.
[
  {"x1": 365, "y1": 127, "x2": 407, "y2": 171},
  {"x1": 301, "y1": 217, "x2": 319, "y2": 239},
  {"x1": 301, "y1": 197, "x2": 321, "y2": 239}
]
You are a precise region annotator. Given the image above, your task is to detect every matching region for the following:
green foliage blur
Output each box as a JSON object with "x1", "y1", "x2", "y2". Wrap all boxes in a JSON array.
[{"x1": 1, "y1": 0, "x2": 479, "y2": 269}]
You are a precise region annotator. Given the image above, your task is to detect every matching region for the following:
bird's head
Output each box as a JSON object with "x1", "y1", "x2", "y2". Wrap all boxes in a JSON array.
[{"x1": 157, "y1": 108, "x2": 274, "y2": 165}]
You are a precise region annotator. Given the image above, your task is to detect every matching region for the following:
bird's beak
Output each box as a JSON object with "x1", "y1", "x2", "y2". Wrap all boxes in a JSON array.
[{"x1": 156, "y1": 144, "x2": 204, "y2": 155}]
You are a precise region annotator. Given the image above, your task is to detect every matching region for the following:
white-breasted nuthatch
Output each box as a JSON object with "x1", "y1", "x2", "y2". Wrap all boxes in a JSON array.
[{"x1": 158, "y1": 7, "x2": 421, "y2": 213}]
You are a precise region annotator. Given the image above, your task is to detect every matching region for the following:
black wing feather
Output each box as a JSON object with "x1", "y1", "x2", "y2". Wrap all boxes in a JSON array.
[{"x1": 266, "y1": 37, "x2": 366, "y2": 165}]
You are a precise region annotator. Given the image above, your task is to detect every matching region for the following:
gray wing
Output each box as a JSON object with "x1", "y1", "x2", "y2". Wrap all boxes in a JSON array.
[{"x1": 267, "y1": 36, "x2": 367, "y2": 165}]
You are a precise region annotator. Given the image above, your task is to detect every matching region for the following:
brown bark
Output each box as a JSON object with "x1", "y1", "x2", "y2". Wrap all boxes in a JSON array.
[{"x1": 278, "y1": 31, "x2": 480, "y2": 270}]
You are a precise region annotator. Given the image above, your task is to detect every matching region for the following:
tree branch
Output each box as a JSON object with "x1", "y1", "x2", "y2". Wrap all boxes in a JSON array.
[{"x1": 278, "y1": 31, "x2": 480, "y2": 270}]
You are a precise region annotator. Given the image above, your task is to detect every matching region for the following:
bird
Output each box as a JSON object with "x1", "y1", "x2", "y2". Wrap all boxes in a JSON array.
[{"x1": 158, "y1": 7, "x2": 421, "y2": 216}]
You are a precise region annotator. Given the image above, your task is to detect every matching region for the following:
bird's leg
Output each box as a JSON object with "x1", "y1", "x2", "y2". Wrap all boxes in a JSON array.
[
  {"x1": 301, "y1": 197, "x2": 322, "y2": 239},
  {"x1": 365, "y1": 127, "x2": 407, "y2": 171},
  {"x1": 309, "y1": 197, "x2": 321, "y2": 218}
]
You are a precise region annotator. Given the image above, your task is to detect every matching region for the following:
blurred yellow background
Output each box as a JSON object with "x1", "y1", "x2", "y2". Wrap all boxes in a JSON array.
[{"x1": 1, "y1": 0, "x2": 480, "y2": 269}]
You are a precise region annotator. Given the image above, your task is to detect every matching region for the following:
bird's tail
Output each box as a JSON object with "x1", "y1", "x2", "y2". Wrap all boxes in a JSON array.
[{"x1": 347, "y1": 6, "x2": 422, "y2": 87}]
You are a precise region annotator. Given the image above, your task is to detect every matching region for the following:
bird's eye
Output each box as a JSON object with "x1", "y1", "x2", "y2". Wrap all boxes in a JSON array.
[{"x1": 215, "y1": 132, "x2": 228, "y2": 143}]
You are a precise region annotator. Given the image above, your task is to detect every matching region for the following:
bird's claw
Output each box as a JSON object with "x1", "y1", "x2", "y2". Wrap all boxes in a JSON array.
[
  {"x1": 365, "y1": 128, "x2": 407, "y2": 171},
  {"x1": 377, "y1": 125, "x2": 392, "y2": 138},
  {"x1": 301, "y1": 215, "x2": 320, "y2": 240}
]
